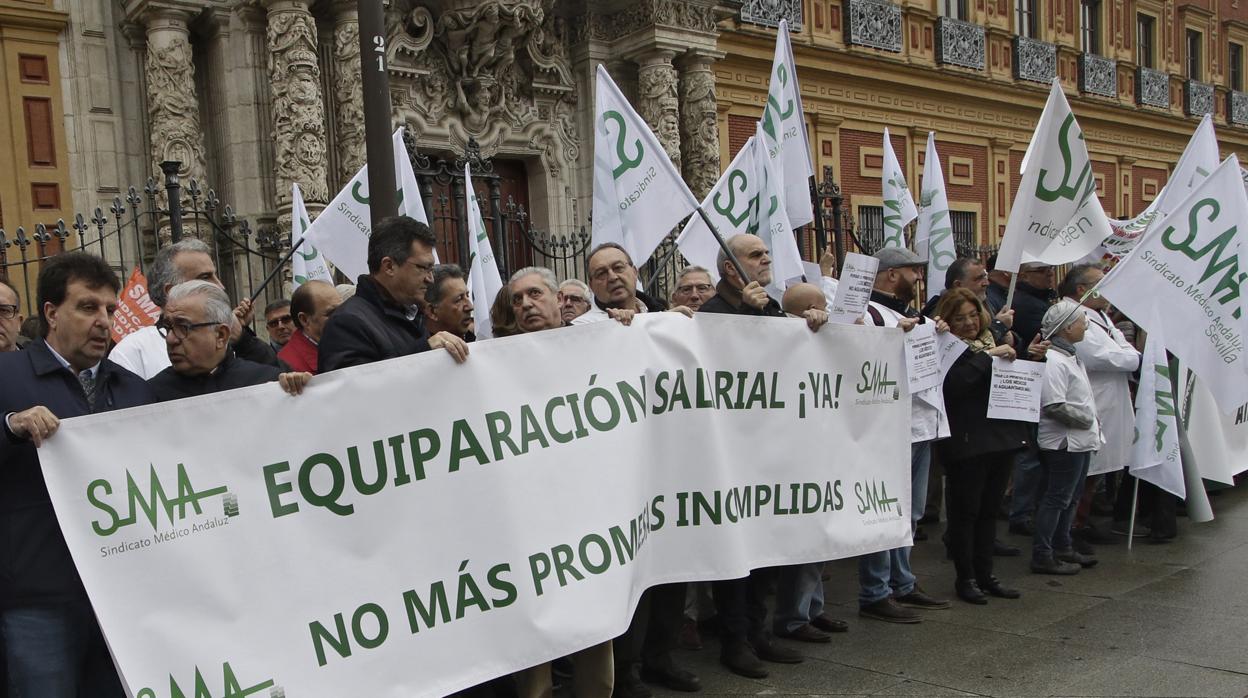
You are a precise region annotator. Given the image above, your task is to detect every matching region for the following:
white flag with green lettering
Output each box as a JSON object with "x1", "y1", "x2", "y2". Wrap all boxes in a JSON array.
[
  {"x1": 753, "y1": 122, "x2": 805, "y2": 293},
  {"x1": 760, "y1": 19, "x2": 814, "y2": 229},
  {"x1": 1129, "y1": 317, "x2": 1185, "y2": 498},
  {"x1": 1096, "y1": 155, "x2": 1248, "y2": 413},
  {"x1": 996, "y1": 79, "x2": 1112, "y2": 273},
  {"x1": 881, "y1": 128, "x2": 917, "y2": 250},
  {"x1": 466, "y1": 164, "x2": 503, "y2": 339},
  {"x1": 290, "y1": 184, "x2": 333, "y2": 291},
  {"x1": 914, "y1": 133, "x2": 954, "y2": 301},
  {"x1": 592, "y1": 65, "x2": 698, "y2": 266}
]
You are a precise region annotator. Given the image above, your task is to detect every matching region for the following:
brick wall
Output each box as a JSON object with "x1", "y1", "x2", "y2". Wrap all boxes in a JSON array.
[
  {"x1": 1132, "y1": 165, "x2": 1169, "y2": 217},
  {"x1": 1091, "y1": 160, "x2": 1117, "y2": 217},
  {"x1": 727, "y1": 114, "x2": 754, "y2": 160},
  {"x1": 930, "y1": 140, "x2": 990, "y2": 243}
]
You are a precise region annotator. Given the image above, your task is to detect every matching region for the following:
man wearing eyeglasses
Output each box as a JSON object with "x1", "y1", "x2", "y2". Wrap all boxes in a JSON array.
[
  {"x1": 669, "y1": 266, "x2": 714, "y2": 313},
  {"x1": 572, "y1": 243, "x2": 694, "y2": 327},
  {"x1": 1, "y1": 252, "x2": 155, "y2": 697},
  {"x1": 557, "y1": 278, "x2": 592, "y2": 325},
  {"x1": 263, "y1": 299, "x2": 295, "y2": 351},
  {"x1": 147, "y1": 281, "x2": 311, "y2": 401},
  {"x1": 0, "y1": 278, "x2": 22, "y2": 353},
  {"x1": 318, "y1": 216, "x2": 469, "y2": 372}
]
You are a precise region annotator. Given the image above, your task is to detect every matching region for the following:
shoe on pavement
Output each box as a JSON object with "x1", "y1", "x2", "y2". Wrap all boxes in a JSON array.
[
  {"x1": 751, "y1": 636, "x2": 804, "y2": 664},
  {"x1": 1072, "y1": 536, "x2": 1096, "y2": 556},
  {"x1": 1111, "y1": 522, "x2": 1151, "y2": 537},
  {"x1": 613, "y1": 665, "x2": 654, "y2": 698},
  {"x1": 993, "y1": 539, "x2": 1021, "y2": 556},
  {"x1": 1074, "y1": 523, "x2": 1116, "y2": 544},
  {"x1": 893, "y1": 585, "x2": 951, "y2": 610},
  {"x1": 640, "y1": 662, "x2": 701, "y2": 693},
  {"x1": 978, "y1": 576, "x2": 1022, "y2": 599},
  {"x1": 1031, "y1": 557, "x2": 1080, "y2": 575},
  {"x1": 859, "y1": 597, "x2": 921, "y2": 624},
  {"x1": 1008, "y1": 520, "x2": 1035, "y2": 536},
  {"x1": 719, "y1": 642, "x2": 767, "y2": 679},
  {"x1": 955, "y1": 579, "x2": 987, "y2": 605},
  {"x1": 811, "y1": 613, "x2": 849, "y2": 633},
  {"x1": 1056, "y1": 548, "x2": 1099, "y2": 568},
  {"x1": 776, "y1": 623, "x2": 831, "y2": 643}
]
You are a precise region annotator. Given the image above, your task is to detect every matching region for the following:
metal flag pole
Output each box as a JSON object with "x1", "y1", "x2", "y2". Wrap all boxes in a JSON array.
[
  {"x1": 1127, "y1": 477, "x2": 1140, "y2": 551},
  {"x1": 694, "y1": 206, "x2": 751, "y2": 285},
  {"x1": 643, "y1": 239, "x2": 684, "y2": 296},
  {"x1": 248, "y1": 236, "x2": 308, "y2": 306},
  {"x1": 1040, "y1": 283, "x2": 1101, "y2": 341}
]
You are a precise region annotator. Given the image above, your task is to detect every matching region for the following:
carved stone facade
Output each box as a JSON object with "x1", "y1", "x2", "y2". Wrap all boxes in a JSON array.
[
  {"x1": 639, "y1": 51, "x2": 683, "y2": 172},
  {"x1": 679, "y1": 52, "x2": 721, "y2": 199},
  {"x1": 330, "y1": 1, "x2": 365, "y2": 187},
  {"x1": 265, "y1": 0, "x2": 329, "y2": 213}
]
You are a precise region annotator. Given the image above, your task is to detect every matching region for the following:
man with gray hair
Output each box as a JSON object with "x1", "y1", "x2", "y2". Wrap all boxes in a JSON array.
[
  {"x1": 670, "y1": 266, "x2": 714, "y2": 313},
  {"x1": 557, "y1": 278, "x2": 591, "y2": 325},
  {"x1": 422, "y1": 264, "x2": 475, "y2": 341},
  {"x1": 147, "y1": 281, "x2": 310, "y2": 401},
  {"x1": 0, "y1": 278, "x2": 22, "y2": 353}
]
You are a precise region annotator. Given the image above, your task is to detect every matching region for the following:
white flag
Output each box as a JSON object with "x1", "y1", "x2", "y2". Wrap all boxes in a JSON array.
[
  {"x1": 591, "y1": 65, "x2": 698, "y2": 266},
  {"x1": 759, "y1": 19, "x2": 814, "y2": 229},
  {"x1": 881, "y1": 128, "x2": 917, "y2": 250},
  {"x1": 753, "y1": 122, "x2": 804, "y2": 294},
  {"x1": 290, "y1": 184, "x2": 332, "y2": 290},
  {"x1": 996, "y1": 80, "x2": 1112, "y2": 272},
  {"x1": 465, "y1": 163, "x2": 503, "y2": 340},
  {"x1": 1179, "y1": 372, "x2": 1248, "y2": 487},
  {"x1": 1096, "y1": 155, "x2": 1248, "y2": 413},
  {"x1": 1129, "y1": 318, "x2": 1185, "y2": 498},
  {"x1": 304, "y1": 128, "x2": 429, "y2": 280},
  {"x1": 914, "y1": 133, "x2": 954, "y2": 301}
]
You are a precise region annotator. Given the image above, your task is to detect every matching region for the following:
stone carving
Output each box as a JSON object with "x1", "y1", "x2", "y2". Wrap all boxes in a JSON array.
[
  {"x1": 1136, "y1": 66, "x2": 1169, "y2": 108},
  {"x1": 740, "y1": 0, "x2": 803, "y2": 28},
  {"x1": 1012, "y1": 35, "x2": 1057, "y2": 83},
  {"x1": 679, "y1": 58, "x2": 720, "y2": 199},
  {"x1": 936, "y1": 17, "x2": 985, "y2": 70},
  {"x1": 144, "y1": 32, "x2": 208, "y2": 190},
  {"x1": 639, "y1": 55, "x2": 682, "y2": 171},
  {"x1": 847, "y1": 0, "x2": 902, "y2": 53},
  {"x1": 568, "y1": 1, "x2": 719, "y2": 46},
  {"x1": 1230, "y1": 91, "x2": 1248, "y2": 126},
  {"x1": 267, "y1": 5, "x2": 330, "y2": 205},
  {"x1": 1185, "y1": 79, "x2": 1214, "y2": 117},
  {"x1": 332, "y1": 15, "x2": 366, "y2": 187},
  {"x1": 1078, "y1": 53, "x2": 1116, "y2": 98}
]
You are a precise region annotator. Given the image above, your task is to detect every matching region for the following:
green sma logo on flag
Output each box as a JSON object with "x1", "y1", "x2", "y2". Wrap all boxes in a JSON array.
[
  {"x1": 601, "y1": 110, "x2": 644, "y2": 180},
  {"x1": 1035, "y1": 114, "x2": 1095, "y2": 205},
  {"x1": 135, "y1": 661, "x2": 281, "y2": 698}
]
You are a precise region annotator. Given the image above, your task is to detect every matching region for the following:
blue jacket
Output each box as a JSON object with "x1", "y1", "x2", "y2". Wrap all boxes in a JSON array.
[{"x1": 0, "y1": 340, "x2": 155, "y2": 607}]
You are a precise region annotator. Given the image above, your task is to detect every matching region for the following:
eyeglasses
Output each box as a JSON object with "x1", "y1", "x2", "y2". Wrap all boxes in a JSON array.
[
  {"x1": 266, "y1": 314, "x2": 293, "y2": 328},
  {"x1": 675, "y1": 284, "x2": 713, "y2": 295},
  {"x1": 155, "y1": 316, "x2": 220, "y2": 340},
  {"x1": 0, "y1": 304, "x2": 17, "y2": 320}
]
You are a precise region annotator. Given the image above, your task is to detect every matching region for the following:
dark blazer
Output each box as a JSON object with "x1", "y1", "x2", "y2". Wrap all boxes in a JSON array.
[
  {"x1": 0, "y1": 340, "x2": 155, "y2": 607},
  {"x1": 1011, "y1": 281, "x2": 1056, "y2": 348},
  {"x1": 698, "y1": 280, "x2": 784, "y2": 317},
  {"x1": 938, "y1": 347, "x2": 1031, "y2": 463},
  {"x1": 317, "y1": 275, "x2": 431, "y2": 372},
  {"x1": 147, "y1": 351, "x2": 283, "y2": 402}
]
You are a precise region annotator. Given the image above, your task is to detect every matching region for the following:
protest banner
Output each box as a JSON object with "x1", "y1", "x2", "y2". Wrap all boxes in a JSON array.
[
  {"x1": 291, "y1": 183, "x2": 333, "y2": 290},
  {"x1": 465, "y1": 164, "x2": 504, "y2": 339},
  {"x1": 995, "y1": 80, "x2": 1112, "y2": 273},
  {"x1": 1129, "y1": 318, "x2": 1184, "y2": 498},
  {"x1": 880, "y1": 128, "x2": 917, "y2": 251},
  {"x1": 914, "y1": 133, "x2": 954, "y2": 299},
  {"x1": 303, "y1": 128, "x2": 428, "y2": 280},
  {"x1": 759, "y1": 19, "x2": 814, "y2": 229},
  {"x1": 904, "y1": 321, "x2": 941, "y2": 393},
  {"x1": 591, "y1": 65, "x2": 698, "y2": 266},
  {"x1": 39, "y1": 314, "x2": 910, "y2": 698},
  {"x1": 987, "y1": 358, "x2": 1045, "y2": 422},
  {"x1": 1096, "y1": 155, "x2": 1248, "y2": 414},
  {"x1": 828, "y1": 253, "x2": 878, "y2": 324},
  {"x1": 110, "y1": 267, "x2": 161, "y2": 342}
]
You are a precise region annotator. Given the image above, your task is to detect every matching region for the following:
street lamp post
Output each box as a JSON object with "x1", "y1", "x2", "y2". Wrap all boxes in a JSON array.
[{"x1": 358, "y1": 0, "x2": 396, "y2": 225}]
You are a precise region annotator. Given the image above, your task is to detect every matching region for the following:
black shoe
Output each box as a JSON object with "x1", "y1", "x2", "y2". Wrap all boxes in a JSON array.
[
  {"x1": 640, "y1": 662, "x2": 701, "y2": 693},
  {"x1": 751, "y1": 636, "x2": 804, "y2": 664},
  {"x1": 719, "y1": 642, "x2": 767, "y2": 679},
  {"x1": 1008, "y1": 520, "x2": 1035, "y2": 536},
  {"x1": 1074, "y1": 523, "x2": 1116, "y2": 544},
  {"x1": 955, "y1": 579, "x2": 987, "y2": 605},
  {"x1": 913, "y1": 526, "x2": 928, "y2": 541},
  {"x1": 893, "y1": 585, "x2": 951, "y2": 610},
  {"x1": 978, "y1": 576, "x2": 1022, "y2": 599},
  {"x1": 859, "y1": 597, "x2": 921, "y2": 623},
  {"x1": 1031, "y1": 557, "x2": 1080, "y2": 575},
  {"x1": 776, "y1": 623, "x2": 831, "y2": 643},
  {"x1": 810, "y1": 613, "x2": 849, "y2": 633},
  {"x1": 613, "y1": 666, "x2": 654, "y2": 698},
  {"x1": 993, "y1": 539, "x2": 1021, "y2": 556},
  {"x1": 1056, "y1": 549, "x2": 1099, "y2": 568},
  {"x1": 1072, "y1": 536, "x2": 1096, "y2": 556}
]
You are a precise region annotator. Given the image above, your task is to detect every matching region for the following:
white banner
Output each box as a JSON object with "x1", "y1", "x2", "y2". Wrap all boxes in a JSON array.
[
  {"x1": 591, "y1": 65, "x2": 698, "y2": 266},
  {"x1": 881, "y1": 128, "x2": 917, "y2": 250},
  {"x1": 465, "y1": 164, "x2": 504, "y2": 339},
  {"x1": 291, "y1": 183, "x2": 334, "y2": 290},
  {"x1": 40, "y1": 315, "x2": 910, "y2": 698},
  {"x1": 760, "y1": 19, "x2": 814, "y2": 229},
  {"x1": 1097, "y1": 155, "x2": 1248, "y2": 414},
  {"x1": 996, "y1": 80, "x2": 1112, "y2": 272},
  {"x1": 303, "y1": 128, "x2": 429, "y2": 281},
  {"x1": 915, "y1": 133, "x2": 954, "y2": 300}
]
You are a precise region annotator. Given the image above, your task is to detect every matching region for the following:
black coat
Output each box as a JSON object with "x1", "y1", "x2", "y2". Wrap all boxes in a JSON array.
[
  {"x1": 318, "y1": 275, "x2": 431, "y2": 372},
  {"x1": 938, "y1": 348, "x2": 1031, "y2": 463},
  {"x1": 148, "y1": 351, "x2": 284, "y2": 402},
  {"x1": 234, "y1": 325, "x2": 284, "y2": 369},
  {"x1": 698, "y1": 281, "x2": 784, "y2": 317},
  {"x1": 1010, "y1": 281, "x2": 1056, "y2": 347},
  {"x1": 0, "y1": 340, "x2": 155, "y2": 607}
]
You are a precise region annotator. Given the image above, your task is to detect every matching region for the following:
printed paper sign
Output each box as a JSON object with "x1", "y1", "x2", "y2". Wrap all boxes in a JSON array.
[
  {"x1": 904, "y1": 321, "x2": 941, "y2": 393},
  {"x1": 828, "y1": 253, "x2": 878, "y2": 325},
  {"x1": 988, "y1": 358, "x2": 1045, "y2": 422},
  {"x1": 937, "y1": 331, "x2": 968, "y2": 376}
]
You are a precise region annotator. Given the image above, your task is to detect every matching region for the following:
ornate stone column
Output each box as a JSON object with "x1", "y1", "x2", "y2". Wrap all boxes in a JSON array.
[
  {"x1": 330, "y1": 0, "x2": 365, "y2": 188},
  {"x1": 678, "y1": 50, "x2": 723, "y2": 200},
  {"x1": 263, "y1": 0, "x2": 330, "y2": 227},
  {"x1": 138, "y1": 5, "x2": 209, "y2": 240},
  {"x1": 636, "y1": 50, "x2": 682, "y2": 173}
]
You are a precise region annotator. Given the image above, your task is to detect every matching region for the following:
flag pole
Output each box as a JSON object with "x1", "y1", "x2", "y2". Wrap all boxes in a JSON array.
[
  {"x1": 1040, "y1": 284, "x2": 1101, "y2": 341},
  {"x1": 695, "y1": 205, "x2": 751, "y2": 285},
  {"x1": 248, "y1": 236, "x2": 308, "y2": 306},
  {"x1": 1127, "y1": 477, "x2": 1140, "y2": 551},
  {"x1": 1003, "y1": 274, "x2": 1019, "y2": 310},
  {"x1": 644, "y1": 239, "x2": 684, "y2": 297}
]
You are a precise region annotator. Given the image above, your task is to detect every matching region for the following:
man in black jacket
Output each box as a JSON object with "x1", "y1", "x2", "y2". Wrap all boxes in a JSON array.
[
  {"x1": 698, "y1": 234, "x2": 826, "y2": 679},
  {"x1": 0, "y1": 252, "x2": 155, "y2": 696},
  {"x1": 571, "y1": 243, "x2": 675, "y2": 326},
  {"x1": 147, "y1": 281, "x2": 311, "y2": 401},
  {"x1": 318, "y1": 216, "x2": 469, "y2": 371}
]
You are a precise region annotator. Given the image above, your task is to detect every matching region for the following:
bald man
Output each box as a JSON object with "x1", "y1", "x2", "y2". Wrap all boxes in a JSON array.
[{"x1": 781, "y1": 283, "x2": 826, "y2": 316}]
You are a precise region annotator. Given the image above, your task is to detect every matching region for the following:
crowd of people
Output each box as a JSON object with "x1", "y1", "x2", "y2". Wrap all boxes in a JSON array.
[{"x1": 0, "y1": 215, "x2": 1197, "y2": 697}]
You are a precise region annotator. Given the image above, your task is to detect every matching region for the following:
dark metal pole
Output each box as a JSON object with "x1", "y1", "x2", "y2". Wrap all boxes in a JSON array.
[
  {"x1": 830, "y1": 183, "x2": 846, "y2": 274},
  {"x1": 160, "y1": 161, "x2": 183, "y2": 243},
  {"x1": 809, "y1": 176, "x2": 826, "y2": 254},
  {"x1": 358, "y1": 0, "x2": 396, "y2": 224}
]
